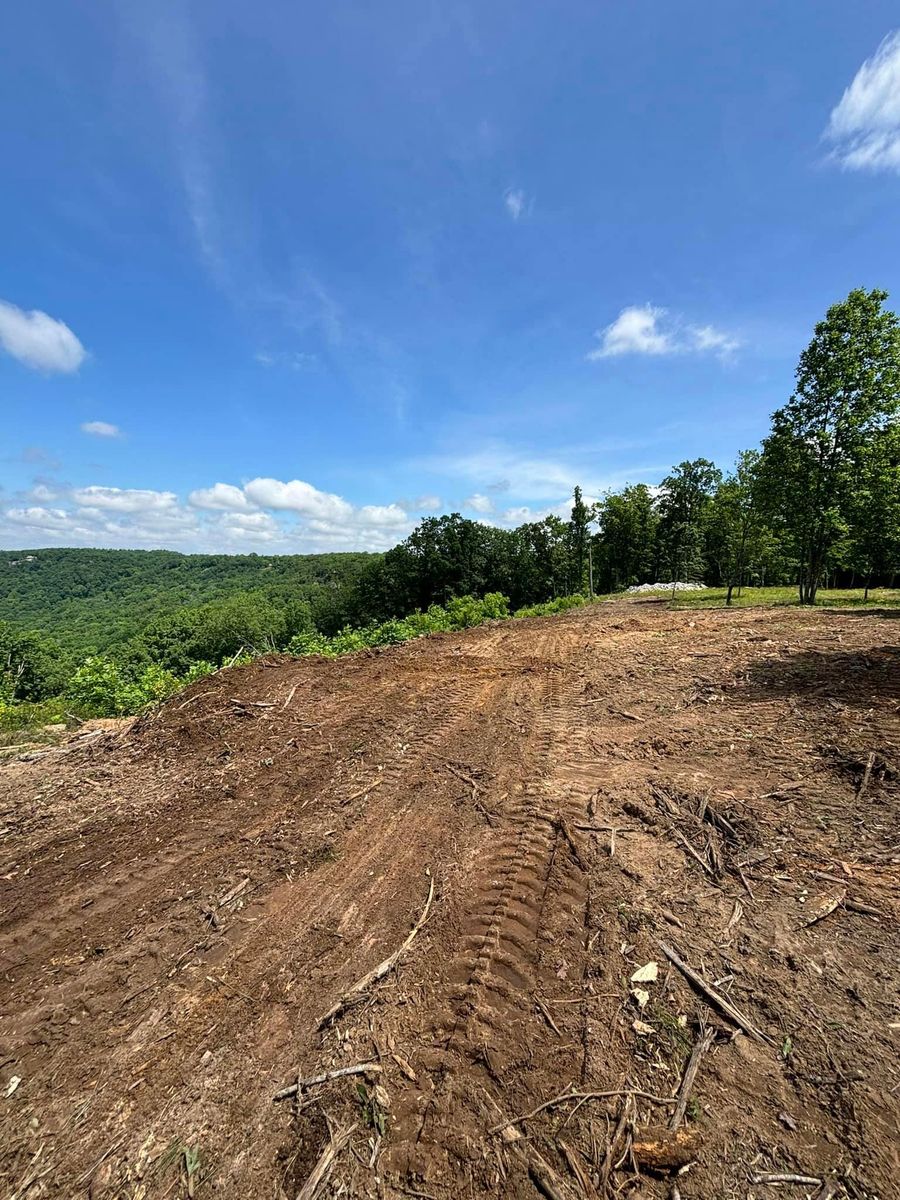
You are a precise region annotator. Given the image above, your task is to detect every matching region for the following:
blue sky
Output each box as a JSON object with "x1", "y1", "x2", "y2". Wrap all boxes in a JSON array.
[{"x1": 3, "y1": 1, "x2": 900, "y2": 552}]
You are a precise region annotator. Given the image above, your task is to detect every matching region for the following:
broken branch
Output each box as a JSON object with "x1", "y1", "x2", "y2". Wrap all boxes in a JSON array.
[
  {"x1": 669, "y1": 1027, "x2": 715, "y2": 1131},
  {"x1": 658, "y1": 941, "x2": 773, "y2": 1045},
  {"x1": 318, "y1": 875, "x2": 435, "y2": 1027},
  {"x1": 489, "y1": 1086, "x2": 677, "y2": 1136},
  {"x1": 297, "y1": 1124, "x2": 357, "y2": 1200}
]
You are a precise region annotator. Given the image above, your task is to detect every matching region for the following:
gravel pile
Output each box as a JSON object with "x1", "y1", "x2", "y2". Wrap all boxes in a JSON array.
[{"x1": 625, "y1": 581, "x2": 706, "y2": 593}]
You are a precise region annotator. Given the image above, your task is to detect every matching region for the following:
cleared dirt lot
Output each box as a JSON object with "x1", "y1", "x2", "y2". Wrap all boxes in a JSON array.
[{"x1": 1, "y1": 601, "x2": 898, "y2": 1199}]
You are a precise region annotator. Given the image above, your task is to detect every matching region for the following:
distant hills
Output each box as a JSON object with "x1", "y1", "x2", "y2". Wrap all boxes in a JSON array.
[{"x1": 0, "y1": 547, "x2": 374, "y2": 654}]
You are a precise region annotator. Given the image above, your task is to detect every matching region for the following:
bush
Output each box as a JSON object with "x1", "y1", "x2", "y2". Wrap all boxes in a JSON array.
[
  {"x1": 286, "y1": 630, "x2": 337, "y2": 656},
  {"x1": 66, "y1": 655, "x2": 213, "y2": 718},
  {"x1": 514, "y1": 594, "x2": 589, "y2": 618},
  {"x1": 0, "y1": 696, "x2": 70, "y2": 733},
  {"x1": 285, "y1": 592, "x2": 514, "y2": 662},
  {"x1": 67, "y1": 656, "x2": 133, "y2": 717}
]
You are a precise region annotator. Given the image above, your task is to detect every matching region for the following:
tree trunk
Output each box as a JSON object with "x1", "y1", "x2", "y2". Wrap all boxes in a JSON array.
[{"x1": 726, "y1": 582, "x2": 734, "y2": 606}]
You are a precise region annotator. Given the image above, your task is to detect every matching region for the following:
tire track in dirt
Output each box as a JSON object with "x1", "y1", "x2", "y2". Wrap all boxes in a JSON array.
[
  {"x1": 3, "y1": 603, "x2": 898, "y2": 1199},
  {"x1": 398, "y1": 623, "x2": 602, "y2": 1184}
]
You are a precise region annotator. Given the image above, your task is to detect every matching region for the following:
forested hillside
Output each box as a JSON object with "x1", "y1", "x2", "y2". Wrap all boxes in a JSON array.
[
  {"x1": 1, "y1": 288, "x2": 898, "y2": 733},
  {"x1": 0, "y1": 548, "x2": 374, "y2": 654}
]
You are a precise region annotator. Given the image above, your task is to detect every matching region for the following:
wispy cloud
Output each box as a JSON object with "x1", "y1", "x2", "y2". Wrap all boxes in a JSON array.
[
  {"x1": 255, "y1": 350, "x2": 318, "y2": 370},
  {"x1": 587, "y1": 304, "x2": 739, "y2": 361},
  {"x1": 81, "y1": 421, "x2": 122, "y2": 438},
  {"x1": 825, "y1": 31, "x2": 900, "y2": 173},
  {"x1": 0, "y1": 299, "x2": 87, "y2": 374},
  {"x1": 504, "y1": 187, "x2": 528, "y2": 221},
  {"x1": 464, "y1": 493, "x2": 494, "y2": 514},
  {"x1": 426, "y1": 443, "x2": 664, "y2": 503}
]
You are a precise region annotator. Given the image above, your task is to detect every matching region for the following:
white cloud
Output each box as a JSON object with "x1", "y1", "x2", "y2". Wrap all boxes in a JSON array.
[
  {"x1": 71, "y1": 486, "x2": 179, "y2": 513},
  {"x1": 502, "y1": 505, "x2": 536, "y2": 524},
  {"x1": 687, "y1": 324, "x2": 740, "y2": 356},
  {"x1": 504, "y1": 188, "x2": 527, "y2": 220},
  {"x1": 243, "y1": 477, "x2": 354, "y2": 522},
  {"x1": 0, "y1": 299, "x2": 87, "y2": 374},
  {"x1": 357, "y1": 503, "x2": 409, "y2": 528},
  {"x1": 587, "y1": 304, "x2": 739, "y2": 360},
  {"x1": 81, "y1": 421, "x2": 122, "y2": 438},
  {"x1": 587, "y1": 305, "x2": 673, "y2": 359},
  {"x1": 28, "y1": 484, "x2": 59, "y2": 503},
  {"x1": 413, "y1": 494, "x2": 442, "y2": 511},
  {"x1": 188, "y1": 482, "x2": 254, "y2": 511},
  {"x1": 826, "y1": 31, "x2": 900, "y2": 172},
  {"x1": 255, "y1": 350, "x2": 317, "y2": 369},
  {"x1": 464, "y1": 493, "x2": 495, "y2": 514},
  {"x1": 5, "y1": 506, "x2": 73, "y2": 532}
]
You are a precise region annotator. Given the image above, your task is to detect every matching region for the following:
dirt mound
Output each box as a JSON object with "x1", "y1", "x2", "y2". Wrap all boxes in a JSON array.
[{"x1": 1, "y1": 603, "x2": 898, "y2": 1199}]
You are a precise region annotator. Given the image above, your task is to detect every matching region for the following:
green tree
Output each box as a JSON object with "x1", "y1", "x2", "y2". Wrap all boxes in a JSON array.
[
  {"x1": 707, "y1": 451, "x2": 769, "y2": 604},
  {"x1": 567, "y1": 486, "x2": 591, "y2": 594},
  {"x1": 846, "y1": 423, "x2": 900, "y2": 598},
  {"x1": 594, "y1": 484, "x2": 660, "y2": 591},
  {"x1": 657, "y1": 459, "x2": 721, "y2": 587},
  {"x1": 0, "y1": 622, "x2": 70, "y2": 701},
  {"x1": 760, "y1": 288, "x2": 900, "y2": 604}
]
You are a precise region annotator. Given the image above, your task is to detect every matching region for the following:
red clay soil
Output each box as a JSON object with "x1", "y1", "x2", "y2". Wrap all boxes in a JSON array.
[{"x1": 0, "y1": 601, "x2": 898, "y2": 1200}]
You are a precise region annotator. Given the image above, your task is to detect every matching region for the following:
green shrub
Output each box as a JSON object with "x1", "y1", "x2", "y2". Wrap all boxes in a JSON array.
[
  {"x1": 0, "y1": 696, "x2": 70, "y2": 733},
  {"x1": 445, "y1": 595, "x2": 485, "y2": 629},
  {"x1": 481, "y1": 591, "x2": 511, "y2": 619},
  {"x1": 514, "y1": 593, "x2": 588, "y2": 618},
  {"x1": 286, "y1": 630, "x2": 333, "y2": 656}
]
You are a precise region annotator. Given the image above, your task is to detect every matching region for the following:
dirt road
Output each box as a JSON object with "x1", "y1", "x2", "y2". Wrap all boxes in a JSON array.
[{"x1": 1, "y1": 602, "x2": 898, "y2": 1198}]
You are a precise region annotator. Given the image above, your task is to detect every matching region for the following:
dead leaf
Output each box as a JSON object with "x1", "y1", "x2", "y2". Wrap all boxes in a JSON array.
[{"x1": 630, "y1": 961, "x2": 659, "y2": 984}]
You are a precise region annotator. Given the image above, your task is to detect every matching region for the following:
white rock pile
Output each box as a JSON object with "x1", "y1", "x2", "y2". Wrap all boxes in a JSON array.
[{"x1": 625, "y1": 581, "x2": 706, "y2": 593}]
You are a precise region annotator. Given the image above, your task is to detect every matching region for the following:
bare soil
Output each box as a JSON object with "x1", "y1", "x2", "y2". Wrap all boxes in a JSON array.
[{"x1": 1, "y1": 601, "x2": 898, "y2": 1200}]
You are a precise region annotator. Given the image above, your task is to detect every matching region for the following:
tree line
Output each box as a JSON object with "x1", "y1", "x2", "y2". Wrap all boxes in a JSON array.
[{"x1": 1, "y1": 287, "x2": 897, "y2": 724}]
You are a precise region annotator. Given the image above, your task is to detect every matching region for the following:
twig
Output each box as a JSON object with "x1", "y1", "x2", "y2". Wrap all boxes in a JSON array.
[
  {"x1": 574, "y1": 825, "x2": 640, "y2": 833},
  {"x1": 176, "y1": 691, "x2": 215, "y2": 710},
  {"x1": 557, "y1": 817, "x2": 588, "y2": 870},
  {"x1": 75, "y1": 1138, "x2": 125, "y2": 1185},
  {"x1": 318, "y1": 874, "x2": 435, "y2": 1027},
  {"x1": 446, "y1": 762, "x2": 480, "y2": 801},
  {"x1": 297, "y1": 1123, "x2": 357, "y2": 1200},
  {"x1": 528, "y1": 1151, "x2": 578, "y2": 1200},
  {"x1": 658, "y1": 941, "x2": 773, "y2": 1045},
  {"x1": 844, "y1": 898, "x2": 885, "y2": 918},
  {"x1": 558, "y1": 1140, "x2": 601, "y2": 1199},
  {"x1": 283, "y1": 684, "x2": 298, "y2": 709},
  {"x1": 599, "y1": 1095, "x2": 632, "y2": 1191},
  {"x1": 669, "y1": 1027, "x2": 715, "y2": 1130},
  {"x1": 225, "y1": 645, "x2": 246, "y2": 668},
  {"x1": 218, "y1": 878, "x2": 249, "y2": 908},
  {"x1": 750, "y1": 1173, "x2": 822, "y2": 1187},
  {"x1": 855, "y1": 751, "x2": 876, "y2": 801},
  {"x1": 206, "y1": 974, "x2": 257, "y2": 1004},
  {"x1": 274, "y1": 1061, "x2": 382, "y2": 1101},
  {"x1": 671, "y1": 828, "x2": 716, "y2": 878},
  {"x1": 736, "y1": 862, "x2": 755, "y2": 901},
  {"x1": 489, "y1": 1087, "x2": 676, "y2": 1136},
  {"x1": 344, "y1": 778, "x2": 384, "y2": 804},
  {"x1": 534, "y1": 995, "x2": 561, "y2": 1036}
]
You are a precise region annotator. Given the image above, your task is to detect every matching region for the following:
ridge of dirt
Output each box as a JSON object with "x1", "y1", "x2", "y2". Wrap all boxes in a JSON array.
[{"x1": 0, "y1": 602, "x2": 898, "y2": 1199}]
